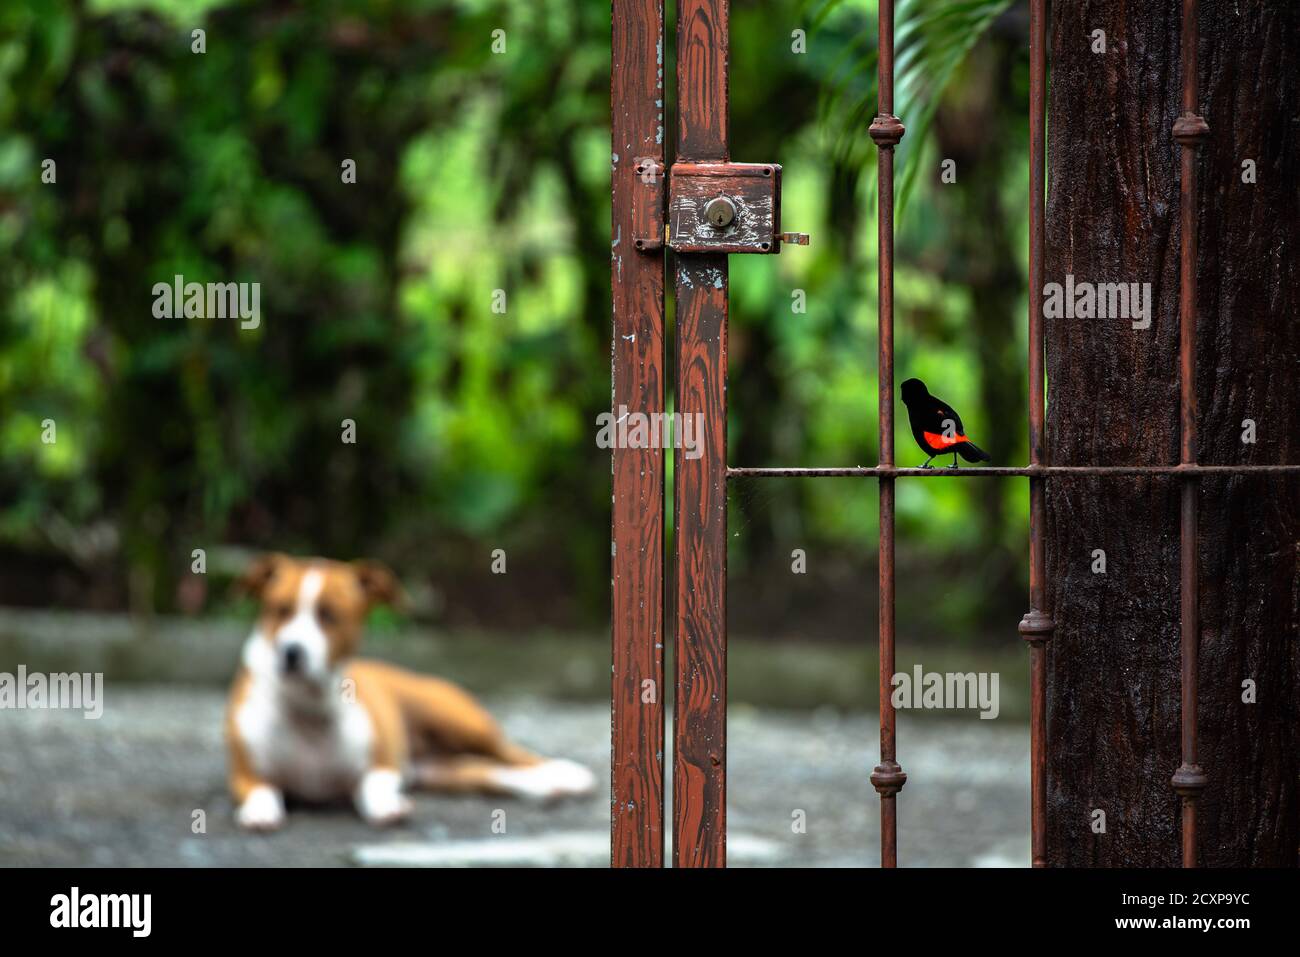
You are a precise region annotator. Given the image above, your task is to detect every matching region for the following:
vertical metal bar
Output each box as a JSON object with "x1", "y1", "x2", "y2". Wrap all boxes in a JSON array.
[
  {"x1": 673, "y1": 0, "x2": 729, "y2": 868},
  {"x1": 611, "y1": 0, "x2": 666, "y2": 868},
  {"x1": 1171, "y1": 0, "x2": 1209, "y2": 868},
  {"x1": 1018, "y1": 0, "x2": 1055, "y2": 869},
  {"x1": 868, "y1": 0, "x2": 906, "y2": 867}
]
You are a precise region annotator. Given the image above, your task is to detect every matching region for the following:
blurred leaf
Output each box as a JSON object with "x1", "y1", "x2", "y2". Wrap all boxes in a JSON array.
[{"x1": 812, "y1": 0, "x2": 1014, "y2": 214}]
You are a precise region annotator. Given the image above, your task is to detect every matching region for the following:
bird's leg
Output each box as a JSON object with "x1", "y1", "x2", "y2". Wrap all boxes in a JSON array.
[
  {"x1": 920, "y1": 455, "x2": 934, "y2": 470},
  {"x1": 952, "y1": 452, "x2": 959, "y2": 469}
]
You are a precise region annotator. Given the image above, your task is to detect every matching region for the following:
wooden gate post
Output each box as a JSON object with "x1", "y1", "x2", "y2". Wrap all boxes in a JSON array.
[
  {"x1": 672, "y1": 0, "x2": 730, "y2": 868},
  {"x1": 611, "y1": 0, "x2": 666, "y2": 868}
]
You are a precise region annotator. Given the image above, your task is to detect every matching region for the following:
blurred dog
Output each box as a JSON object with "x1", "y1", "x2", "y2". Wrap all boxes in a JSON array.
[{"x1": 227, "y1": 554, "x2": 595, "y2": 830}]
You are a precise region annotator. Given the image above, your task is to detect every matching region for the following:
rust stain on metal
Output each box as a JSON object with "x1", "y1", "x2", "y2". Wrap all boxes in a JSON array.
[
  {"x1": 868, "y1": 0, "x2": 906, "y2": 869},
  {"x1": 1172, "y1": 0, "x2": 1208, "y2": 869},
  {"x1": 727, "y1": 465, "x2": 1300, "y2": 479},
  {"x1": 1022, "y1": 0, "x2": 1055, "y2": 871}
]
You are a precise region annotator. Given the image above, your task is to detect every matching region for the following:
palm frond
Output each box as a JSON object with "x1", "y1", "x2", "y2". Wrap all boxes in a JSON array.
[{"x1": 810, "y1": 0, "x2": 1014, "y2": 215}]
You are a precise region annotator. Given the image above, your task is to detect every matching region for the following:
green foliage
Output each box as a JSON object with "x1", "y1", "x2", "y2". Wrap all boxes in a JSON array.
[
  {"x1": 812, "y1": 0, "x2": 1015, "y2": 211},
  {"x1": 0, "y1": 0, "x2": 1029, "y2": 633}
]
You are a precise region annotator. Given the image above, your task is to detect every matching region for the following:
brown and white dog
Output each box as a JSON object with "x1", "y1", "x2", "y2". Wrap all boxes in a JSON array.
[{"x1": 226, "y1": 554, "x2": 595, "y2": 830}]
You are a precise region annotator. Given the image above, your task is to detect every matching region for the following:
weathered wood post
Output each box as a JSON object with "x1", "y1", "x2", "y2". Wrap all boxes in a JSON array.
[{"x1": 1044, "y1": 0, "x2": 1300, "y2": 867}]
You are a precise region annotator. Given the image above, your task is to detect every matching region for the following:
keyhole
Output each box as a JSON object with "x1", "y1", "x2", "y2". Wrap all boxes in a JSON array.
[{"x1": 703, "y1": 197, "x2": 736, "y2": 230}]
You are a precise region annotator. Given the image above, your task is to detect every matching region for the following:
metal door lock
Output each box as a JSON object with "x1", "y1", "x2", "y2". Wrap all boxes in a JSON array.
[
  {"x1": 667, "y1": 162, "x2": 808, "y2": 254},
  {"x1": 703, "y1": 196, "x2": 736, "y2": 229}
]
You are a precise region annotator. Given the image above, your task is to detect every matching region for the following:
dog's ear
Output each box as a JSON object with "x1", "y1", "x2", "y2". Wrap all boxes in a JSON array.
[
  {"x1": 352, "y1": 560, "x2": 405, "y2": 610},
  {"x1": 234, "y1": 553, "x2": 288, "y2": 600}
]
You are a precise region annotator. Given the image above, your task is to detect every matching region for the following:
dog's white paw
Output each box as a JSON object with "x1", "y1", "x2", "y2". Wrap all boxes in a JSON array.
[
  {"x1": 538, "y1": 758, "x2": 597, "y2": 796},
  {"x1": 237, "y1": 786, "x2": 285, "y2": 831},
  {"x1": 355, "y1": 769, "x2": 412, "y2": 826},
  {"x1": 492, "y1": 759, "x2": 597, "y2": 801}
]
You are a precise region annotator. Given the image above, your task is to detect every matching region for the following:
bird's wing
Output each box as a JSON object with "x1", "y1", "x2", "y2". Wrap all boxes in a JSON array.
[{"x1": 932, "y1": 397, "x2": 966, "y2": 435}]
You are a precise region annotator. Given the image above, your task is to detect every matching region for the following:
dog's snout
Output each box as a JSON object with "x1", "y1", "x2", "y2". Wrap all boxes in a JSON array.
[{"x1": 281, "y1": 643, "x2": 304, "y2": 673}]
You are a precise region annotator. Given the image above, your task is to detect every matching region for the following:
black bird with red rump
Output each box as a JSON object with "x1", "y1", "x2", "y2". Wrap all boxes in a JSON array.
[{"x1": 900, "y1": 378, "x2": 992, "y2": 469}]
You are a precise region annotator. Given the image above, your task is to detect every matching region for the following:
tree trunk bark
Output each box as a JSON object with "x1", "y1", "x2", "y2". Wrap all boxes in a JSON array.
[{"x1": 1045, "y1": 0, "x2": 1299, "y2": 866}]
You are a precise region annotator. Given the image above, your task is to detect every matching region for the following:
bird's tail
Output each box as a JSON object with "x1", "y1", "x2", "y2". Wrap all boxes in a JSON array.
[{"x1": 958, "y1": 442, "x2": 991, "y2": 463}]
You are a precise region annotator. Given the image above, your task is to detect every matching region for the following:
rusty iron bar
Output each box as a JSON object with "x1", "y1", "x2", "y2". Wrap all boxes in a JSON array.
[
  {"x1": 727, "y1": 465, "x2": 1300, "y2": 479},
  {"x1": 1171, "y1": 0, "x2": 1210, "y2": 868},
  {"x1": 1020, "y1": 0, "x2": 1054, "y2": 869},
  {"x1": 866, "y1": 0, "x2": 906, "y2": 869},
  {"x1": 610, "y1": 0, "x2": 667, "y2": 868}
]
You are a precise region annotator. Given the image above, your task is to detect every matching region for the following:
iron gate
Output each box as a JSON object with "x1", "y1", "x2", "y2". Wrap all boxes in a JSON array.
[{"x1": 610, "y1": 0, "x2": 1300, "y2": 868}]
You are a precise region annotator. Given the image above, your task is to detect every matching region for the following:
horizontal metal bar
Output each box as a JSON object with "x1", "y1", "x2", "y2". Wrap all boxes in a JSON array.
[{"x1": 728, "y1": 465, "x2": 1300, "y2": 479}]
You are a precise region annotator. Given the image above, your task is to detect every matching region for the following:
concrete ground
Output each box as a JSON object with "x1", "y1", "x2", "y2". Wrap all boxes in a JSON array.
[{"x1": 0, "y1": 686, "x2": 1028, "y2": 867}]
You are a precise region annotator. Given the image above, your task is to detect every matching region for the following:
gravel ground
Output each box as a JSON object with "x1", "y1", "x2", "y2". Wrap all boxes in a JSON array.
[{"x1": 0, "y1": 687, "x2": 1028, "y2": 867}]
